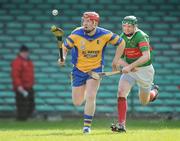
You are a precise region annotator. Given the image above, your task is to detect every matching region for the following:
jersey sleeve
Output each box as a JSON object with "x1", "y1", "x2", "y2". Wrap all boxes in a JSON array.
[
  {"x1": 11, "y1": 59, "x2": 22, "y2": 88},
  {"x1": 138, "y1": 35, "x2": 150, "y2": 52},
  {"x1": 62, "y1": 35, "x2": 75, "y2": 49},
  {"x1": 108, "y1": 33, "x2": 123, "y2": 46}
]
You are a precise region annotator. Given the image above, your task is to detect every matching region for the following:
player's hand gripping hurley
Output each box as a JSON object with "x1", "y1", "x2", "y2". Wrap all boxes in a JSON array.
[
  {"x1": 88, "y1": 70, "x2": 122, "y2": 80},
  {"x1": 51, "y1": 25, "x2": 64, "y2": 65}
]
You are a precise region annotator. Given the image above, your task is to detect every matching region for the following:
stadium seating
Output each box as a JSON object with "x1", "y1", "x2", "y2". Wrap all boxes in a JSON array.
[{"x1": 0, "y1": 0, "x2": 180, "y2": 116}]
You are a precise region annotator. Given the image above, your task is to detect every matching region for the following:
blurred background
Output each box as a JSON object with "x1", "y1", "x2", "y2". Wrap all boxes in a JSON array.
[{"x1": 0, "y1": 0, "x2": 180, "y2": 120}]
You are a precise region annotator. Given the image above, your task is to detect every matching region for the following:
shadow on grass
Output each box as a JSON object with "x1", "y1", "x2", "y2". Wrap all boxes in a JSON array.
[
  {"x1": 22, "y1": 131, "x2": 113, "y2": 137},
  {"x1": 0, "y1": 119, "x2": 179, "y2": 130}
]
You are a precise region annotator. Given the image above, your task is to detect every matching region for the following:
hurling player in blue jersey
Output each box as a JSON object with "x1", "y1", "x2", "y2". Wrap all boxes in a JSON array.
[{"x1": 54, "y1": 12, "x2": 125, "y2": 134}]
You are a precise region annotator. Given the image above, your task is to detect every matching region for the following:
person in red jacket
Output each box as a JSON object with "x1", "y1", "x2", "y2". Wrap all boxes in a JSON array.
[{"x1": 11, "y1": 45, "x2": 35, "y2": 121}]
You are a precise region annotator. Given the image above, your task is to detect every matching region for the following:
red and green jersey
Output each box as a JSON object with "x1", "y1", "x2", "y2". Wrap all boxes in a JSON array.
[{"x1": 120, "y1": 29, "x2": 152, "y2": 67}]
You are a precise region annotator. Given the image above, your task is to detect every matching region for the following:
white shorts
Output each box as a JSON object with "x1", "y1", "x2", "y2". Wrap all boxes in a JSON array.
[{"x1": 121, "y1": 64, "x2": 155, "y2": 90}]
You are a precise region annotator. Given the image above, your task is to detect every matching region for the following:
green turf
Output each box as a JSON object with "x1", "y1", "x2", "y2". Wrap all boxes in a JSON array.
[{"x1": 0, "y1": 118, "x2": 180, "y2": 141}]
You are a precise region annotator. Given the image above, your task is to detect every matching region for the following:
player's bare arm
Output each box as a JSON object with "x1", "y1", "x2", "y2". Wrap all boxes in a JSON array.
[
  {"x1": 112, "y1": 39, "x2": 125, "y2": 71},
  {"x1": 117, "y1": 58, "x2": 128, "y2": 67},
  {"x1": 122, "y1": 50, "x2": 150, "y2": 73},
  {"x1": 116, "y1": 58, "x2": 138, "y2": 72}
]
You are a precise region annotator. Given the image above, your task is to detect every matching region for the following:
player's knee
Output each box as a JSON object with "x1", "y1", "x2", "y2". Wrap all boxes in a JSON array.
[
  {"x1": 86, "y1": 94, "x2": 96, "y2": 102},
  {"x1": 117, "y1": 89, "x2": 127, "y2": 98},
  {"x1": 139, "y1": 92, "x2": 150, "y2": 105},
  {"x1": 73, "y1": 100, "x2": 83, "y2": 106}
]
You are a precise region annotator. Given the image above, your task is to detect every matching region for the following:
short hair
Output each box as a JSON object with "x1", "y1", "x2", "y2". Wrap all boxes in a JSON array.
[{"x1": 20, "y1": 45, "x2": 29, "y2": 52}]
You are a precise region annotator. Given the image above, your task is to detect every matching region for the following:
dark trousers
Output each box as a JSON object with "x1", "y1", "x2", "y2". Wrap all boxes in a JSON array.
[{"x1": 15, "y1": 88, "x2": 35, "y2": 121}]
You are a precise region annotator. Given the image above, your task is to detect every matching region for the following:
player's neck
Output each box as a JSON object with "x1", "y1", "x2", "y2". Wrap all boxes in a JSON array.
[{"x1": 87, "y1": 28, "x2": 96, "y2": 36}]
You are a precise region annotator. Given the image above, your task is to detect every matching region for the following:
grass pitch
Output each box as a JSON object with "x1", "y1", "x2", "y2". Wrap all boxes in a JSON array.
[{"x1": 0, "y1": 118, "x2": 180, "y2": 141}]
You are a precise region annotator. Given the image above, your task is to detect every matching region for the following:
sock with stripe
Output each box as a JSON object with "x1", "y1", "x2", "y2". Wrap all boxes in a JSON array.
[{"x1": 84, "y1": 114, "x2": 93, "y2": 129}]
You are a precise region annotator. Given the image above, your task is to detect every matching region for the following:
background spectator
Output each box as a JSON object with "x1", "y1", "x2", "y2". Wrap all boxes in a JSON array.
[{"x1": 11, "y1": 45, "x2": 35, "y2": 121}]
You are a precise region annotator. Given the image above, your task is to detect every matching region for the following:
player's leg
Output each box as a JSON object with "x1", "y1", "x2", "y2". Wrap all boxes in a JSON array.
[
  {"x1": 112, "y1": 74, "x2": 135, "y2": 132},
  {"x1": 72, "y1": 85, "x2": 86, "y2": 106},
  {"x1": 138, "y1": 86, "x2": 151, "y2": 105},
  {"x1": 137, "y1": 65, "x2": 159, "y2": 105},
  {"x1": 71, "y1": 67, "x2": 87, "y2": 106},
  {"x1": 83, "y1": 78, "x2": 100, "y2": 133},
  {"x1": 138, "y1": 84, "x2": 159, "y2": 105}
]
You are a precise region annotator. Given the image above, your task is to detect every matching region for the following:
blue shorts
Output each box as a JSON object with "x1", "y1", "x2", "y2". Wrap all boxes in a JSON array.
[{"x1": 71, "y1": 66, "x2": 103, "y2": 87}]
